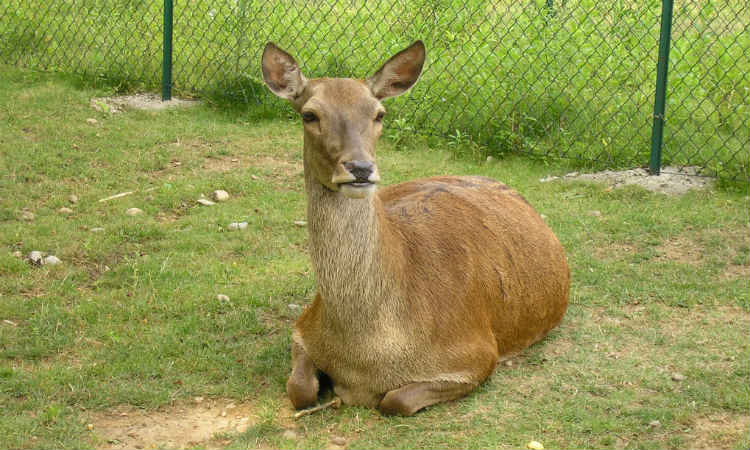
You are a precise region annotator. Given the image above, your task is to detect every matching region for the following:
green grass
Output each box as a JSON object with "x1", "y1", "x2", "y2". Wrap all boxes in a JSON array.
[
  {"x1": 1, "y1": 66, "x2": 748, "y2": 449},
  {"x1": 1, "y1": 0, "x2": 748, "y2": 180}
]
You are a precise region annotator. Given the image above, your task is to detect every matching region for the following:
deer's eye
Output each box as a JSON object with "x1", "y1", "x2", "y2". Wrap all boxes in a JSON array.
[
  {"x1": 375, "y1": 111, "x2": 385, "y2": 122},
  {"x1": 301, "y1": 112, "x2": 318, "y2": 123}
]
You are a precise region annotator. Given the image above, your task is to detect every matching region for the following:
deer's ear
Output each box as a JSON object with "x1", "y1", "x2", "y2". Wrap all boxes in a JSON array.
[
  {"x1": 261, "y1": 42, "x2": 307, "y2": 100},
  {"x1": 367, "y1": 41, "x2": 425, "y2": 100}
]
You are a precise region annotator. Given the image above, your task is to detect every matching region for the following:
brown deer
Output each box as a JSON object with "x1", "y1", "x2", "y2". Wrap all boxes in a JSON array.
[{"x1": 261, "y1": 40, "x2": 570, "y2": 416}]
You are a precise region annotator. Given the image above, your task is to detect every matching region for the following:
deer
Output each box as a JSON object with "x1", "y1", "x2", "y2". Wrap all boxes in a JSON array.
[{"x1": 260, "y1": 40, "x2": 570, "y2": 416}]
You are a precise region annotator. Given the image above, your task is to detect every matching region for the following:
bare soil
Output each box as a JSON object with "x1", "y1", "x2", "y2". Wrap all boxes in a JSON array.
[
  {"x1": 89, "y1": 398, "x2": 258, "y2": 450},
  {"x1": 542, "y1": 166, "x2": 715, "y2": 195},
  {"x1": 90, "y1": 93, "x2": 199, "y2": 113}
]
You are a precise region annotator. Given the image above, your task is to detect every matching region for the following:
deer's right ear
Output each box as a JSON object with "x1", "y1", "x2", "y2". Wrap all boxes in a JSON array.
[{"x1": 261, "y1": 42, "x2": 307, "y2": 101}]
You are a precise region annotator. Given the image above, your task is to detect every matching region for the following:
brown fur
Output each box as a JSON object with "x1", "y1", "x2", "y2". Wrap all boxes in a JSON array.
[{"x1": 261, "y1": 41, "x2": 570, "y2": 415}]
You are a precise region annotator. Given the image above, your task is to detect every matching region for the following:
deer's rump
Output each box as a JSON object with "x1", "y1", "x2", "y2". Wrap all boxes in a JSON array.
[{"x1": 378, "y1": 175, "x2": 570, "y2": 358}]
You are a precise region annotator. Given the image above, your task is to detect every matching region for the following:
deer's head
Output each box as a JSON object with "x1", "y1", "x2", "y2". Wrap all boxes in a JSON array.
[{"x1": 261, "y1": 41, "x2": 425, "y2": 199}]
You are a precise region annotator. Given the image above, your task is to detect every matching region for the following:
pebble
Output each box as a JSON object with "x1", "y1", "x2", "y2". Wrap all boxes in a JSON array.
[
  {"x1": 288, "y1": 303, "x2": 300, "y2": 310},
  {"x1": 44, "y1": 255, "x2": 62, "y2": 265},
  {"x1": 86, "y1": 118, "x2": 98, "y2": 125},
  {"x1": 58, "y1": 207, "x2": 74, "y2": 214},
  {"x1": 28, "y1": 251, "x2": 44, "y2": 265},
  {"x1": 671, "y1": 372, "x2": 686, "y2": 382},
  {"x1": 21, "y1": 211, "x2": 34, "y2": 221},
  {"x1": 212, "y1": 190, "x2": 230, "y2": 202},
  {"x1": 294, "y1": 220, "x2": 307, "y2": 227},
  {"x1": 526, "y1": 441, "x2": 544, "y2": 450},
  {"x1": 126, "y1": 207, "x2": 143, "y2": 216},
  {"x1": 282, "y1": 429, "x2": 298, "y2": 440},
  {"x1": 69, "y1": 194, "x2": 79, "y2": 203},
  {"x1": 197, "y1": 198, "x2": 215, "y2": 206},
  {"x1": 251, "y1": 175, "x2": 259, "y2": 181},
  {"x1": 216, "y1": 294, "x2": 230, "y2": 302},
  {"x1": 90, "y1": 227, "x2": 105, "y2": 233},
  {"x1": 331, "y1": 436, "x2": 347, "y2": 446},
  {"x1": 649, "y1": 420, "x2": 661, "y2": 427},
  {"x1": 227, "y1": 222, "x2": 248, "y2": 231}
]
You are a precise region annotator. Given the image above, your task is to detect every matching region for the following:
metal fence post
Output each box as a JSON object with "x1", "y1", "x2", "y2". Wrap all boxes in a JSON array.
[
  {"x1": 648, "y1": 0, "x2": 674, "y2": 175},
  {"x1": 162, "y1": 0, "x2": 174, "y2": 101}
]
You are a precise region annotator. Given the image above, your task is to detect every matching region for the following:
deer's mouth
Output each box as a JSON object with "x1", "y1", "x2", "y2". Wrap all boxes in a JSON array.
[{"x1": 339, "y1": 180, "x2": 377, "y2": 199}]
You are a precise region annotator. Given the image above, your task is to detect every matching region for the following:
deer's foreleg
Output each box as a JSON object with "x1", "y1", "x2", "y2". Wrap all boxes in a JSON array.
[
  {"x1": 378, "y1": 380, "x2": 477, "y2": 416},
  {"x1": 286, "y1": 338, "x2": 320, "y2": 410}
]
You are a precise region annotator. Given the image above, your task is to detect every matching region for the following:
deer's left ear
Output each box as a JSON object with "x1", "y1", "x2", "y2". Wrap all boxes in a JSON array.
[
  {"x1": 261, "y1": 42, "x2": 307, "y2": 101},
  {"x1": 367, "y1": 40, "x2": 425, "y2": 100}
]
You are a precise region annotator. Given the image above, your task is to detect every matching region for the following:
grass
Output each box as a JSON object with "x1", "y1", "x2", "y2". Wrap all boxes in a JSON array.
[
  {"x1": 0, "y1": 0, "x2": 748, "y2": 180},
  {"x1": 1, "y1": 65, "x2": 749, "y2": 450}
]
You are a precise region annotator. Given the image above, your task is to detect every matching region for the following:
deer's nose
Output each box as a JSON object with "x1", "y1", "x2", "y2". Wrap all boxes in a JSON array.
[{"x1": 344, "y1": 160, "x2": 375, "y2": 182}]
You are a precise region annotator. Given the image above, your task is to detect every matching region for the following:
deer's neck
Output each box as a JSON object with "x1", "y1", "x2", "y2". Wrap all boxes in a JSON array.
[{"x1": 305, "y1": 175, "x2": 395, "y2": 324}]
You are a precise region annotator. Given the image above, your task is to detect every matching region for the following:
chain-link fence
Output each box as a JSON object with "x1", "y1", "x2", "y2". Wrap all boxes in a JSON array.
[{"x1": 1, "y1": 0, "x2": 747, "y2": 180}]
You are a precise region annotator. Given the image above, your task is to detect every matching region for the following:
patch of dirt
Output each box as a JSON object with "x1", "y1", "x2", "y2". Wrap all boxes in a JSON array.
[
  {"x1": 542, "y1": 166, "x2": 714, "y2": 195},
  {"x1": 655, "y1": 236, "x2": 704, "y2": 265},
  {"x1": 593, "y1": 242, "x2": 638, "y2": 261},
  {"x1": 201, "y1": 155, "x2": 302, "y2": 178},
  {"x1": 91, "y1": 94, "x2": 199, "y2": 113},
  {"x1": 90, "y1": 398, "x2": 258, "y2": 450},
  {"x1": 688, "y1": 413, "x2": 750, "y2": 449},
  {"x1": 722, "y1": 263, "x2": 749, "y2": 280}
]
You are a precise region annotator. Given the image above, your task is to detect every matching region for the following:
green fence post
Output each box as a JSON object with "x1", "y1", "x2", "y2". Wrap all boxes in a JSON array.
[
  {"x1": 545, "y1": 0, "x2": 556, "y2": 17},
  {"x1": 161, "y1": 0, "x2": 174, "y2": 101},
  {"x1": 649, "y1": 0, "x2": 674, "y2": 175}
]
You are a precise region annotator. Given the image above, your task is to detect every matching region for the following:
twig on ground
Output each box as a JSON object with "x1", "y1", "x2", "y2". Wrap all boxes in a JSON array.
[
  {"x1": 294, "y1": 397, "x2": 342, "y2": 420},
  {"x1": 98, "y1": 191, "x2": 134, "y2": 202}
]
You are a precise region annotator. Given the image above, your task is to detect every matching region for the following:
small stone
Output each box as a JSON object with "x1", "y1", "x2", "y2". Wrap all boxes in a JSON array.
[
  {"x1": 90, "y1": 227, "x2": 105, "y2": 233},
  {"x1": 86, "y1": 118, "x2": 98, "y2": 125},
  {"x1": 251, "y1": 175, "x2": 259, "y2": 181},
  {"x1": 282, "y1": 429, "x2": 298, "y2": 440},
  {"x1": 197, "y1": 198, "x2": 215, "y2": 206},
  {"x1": 220, "y1": 410, "x2": 227, "y2": 417},
  {"x1": 227, "y1": 222, "x2": 248, "y2": 231},
  {"x1": 294, "y1": 220, "x2": 307, "y2": 227},
  {"x1": 44, "y1": 255, "x2": 62, "y2": 265},
  {"x1": 288, "y1": 303, "x2": 300, "y2": 310},
  {"x1": 58, "y1": 207, "x2": 74, "y2": 214},
  {"x1": 503, "y1": 360, "x2": 513, "y2": 367},
  {"x1": 331, "y1": 436, "x2": 347, "y2": 446},
  {"x1": 69, "y1": 194, "x2": 79, "y2": 203},
  {"x1": 126, "y1": 207, "x2": 143, "y2": 216},
  {"x1": 86, "y1": 423, "x2": 94, "y2": 430},
  {"x1": 28, "y1": 251, "x2": 44, "y2": 265},
  {"x1": 231, "y1": 158, "x2": 239, "y2": 163},
  {"x1": 588, "y1": 210, "x2": 602, "y2": 217},
  {"x1": 526, "y1": 441, "x2": 544, "y2": 450},
  {"x1": 212, "y1": 190, "x2": 230, "y2": 202},
  {"x1": 21, "y1": 211, "x2": 34, "y2": 221},
  {"x1": 216, "y1": 294, "x2": 230, "y2": 302},
  {"x1": 671, "y1": 372, "x2": 686, "y2": 382},
  {"x1": 649, "y1": 420, "x2": 661, "y2": 428}
]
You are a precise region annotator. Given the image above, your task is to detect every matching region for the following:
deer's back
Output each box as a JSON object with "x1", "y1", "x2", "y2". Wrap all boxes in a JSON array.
[{"x1": 378, "y1": 175, "x2": 569, "y2": 357}]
